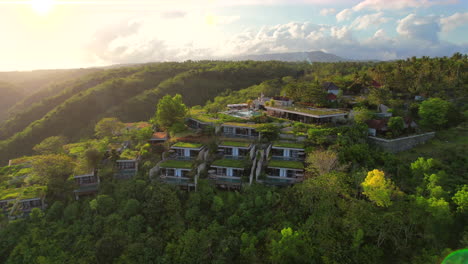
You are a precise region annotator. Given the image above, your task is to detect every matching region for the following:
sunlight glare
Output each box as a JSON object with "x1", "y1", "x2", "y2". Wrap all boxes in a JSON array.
[{"x1": 30, "y1": 0, "x2": 55, "y2": 15}]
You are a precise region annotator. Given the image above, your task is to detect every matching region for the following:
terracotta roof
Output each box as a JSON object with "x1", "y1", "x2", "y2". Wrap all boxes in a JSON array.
[
  {"x1": 366, "y1": 119, "x2": 388, "y2": 130},
  {"x1": 327, "y1": 93, "x2": 337, "y2": 100},
  {"x1": 151, "y1": 132, "x2": 168, "y2": 140},
  {"x1": 125, "y1": 122, "x2": 152, "y2": 130},
  {"x1": 322, "y1": 82, "x2": 340, "y2": 91},
  {"x1": 371, "y1": 80, "x2": 382, "y2": 88}
]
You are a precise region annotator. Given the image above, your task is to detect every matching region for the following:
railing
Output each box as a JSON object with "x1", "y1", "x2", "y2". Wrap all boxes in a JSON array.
[
  {"x1": 263, "y1": 175, "x2": 303, "y2": 186},
  {"x1": 161, "y1": 176, "x2": 193, "y2": 185},
  {"x1": 208, "y1": 174, "x2": 242, "y2": 185},
  {"x1": 271, "y1": 156, "x2": 304, "y2": 161}
]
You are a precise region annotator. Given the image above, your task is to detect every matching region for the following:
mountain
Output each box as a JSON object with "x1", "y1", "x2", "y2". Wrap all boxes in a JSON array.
[
  {"x1": 232, "y1": 51, "x2": 349, "y2": 62},
  {"x1": 0, "y1": 82, "x2": 24, "y2": 122}
]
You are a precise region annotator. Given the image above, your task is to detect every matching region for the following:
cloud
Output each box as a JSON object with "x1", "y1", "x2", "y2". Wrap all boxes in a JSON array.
[
  {"x1": 351, "y1": 12, "x2": 390, "y2": 30},
  {"x1": 396, "y1": 14, "x2": 441, "y2": 43},
  {"x1": 320, "y1": 8, "x2": 337, "y2": 16},
  {"x1": 86, "y1": 16, "x2": 467, "y2": 65},
  {"x1": 161, "y1": 10, "x2": 187, "y2": 19},
  {"x1": 353, "y1": 0, "x2": 457, "y2": 11},
  {"x1": 336, "y1": 8, "x2": 353, "y2": 22},
  {"x1": 440, "y1": 12, "x2": 468, "y2": 32}
]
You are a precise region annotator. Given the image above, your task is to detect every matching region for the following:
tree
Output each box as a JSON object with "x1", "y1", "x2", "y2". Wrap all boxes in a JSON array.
[
  {"x1": 388, "y1": 116, "x2": 405, "y2": 137},
  {"x1": 361, "y1": 169, "x2": 402, "y2": 207},
  {"x1": 95, "y1": 117, "x2": 125, "y2": 138},
  {"x1": 31, "y1": 154, "x2": 75, "y2": 198},
  {"x1": 353, "y1": 106, "x2": 374, "y2": 123},
  {"x1": 154, "y1": 94, "x2": 187, "y2": 130},
  {"x1": 33, "y1": 136, "x2": 67, "y2": 154},
  {"x1": 257, "y1": 123, "x2": 280, "y2": 142},
  {"x1": 306, "y1": 149, "x2": 346, "y2": 177},
  {"x1": 453, "y1": 185, "x2": 468, "y2": 213},
  {"x1": 418, "y1": 98, "x2": 452, "y2": 129}
]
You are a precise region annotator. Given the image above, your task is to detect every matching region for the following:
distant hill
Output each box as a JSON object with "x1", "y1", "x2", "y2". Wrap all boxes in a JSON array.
[
  {"x1": 0, "y1": 82, "x2": 24, "y2": 122},
  {"x1": 232, "y1": 51, "x2": 350, "y2": 62}
]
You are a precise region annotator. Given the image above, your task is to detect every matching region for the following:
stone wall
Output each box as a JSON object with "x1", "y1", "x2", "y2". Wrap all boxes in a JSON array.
[{"x1": 368, "y1": 132, "x2": 435, "y2": 153}]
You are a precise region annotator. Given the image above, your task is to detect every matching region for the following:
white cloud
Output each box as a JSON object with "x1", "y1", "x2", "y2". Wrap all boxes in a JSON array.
[
  {"x1": 353, "y1": 0, "x2": 456, "y2": 11},
  {"x1": 320, "y1": 8, "x2": 337, "y2": 16},
  {"x1": 396, "y1": 14, "x2": 441, "y2": 43},
  {"x1": 351, "y1": 12, "x2": 390, "y2": 30},
  {"x1": 440, "y1": 12, "x2": 468, "y2": 32},
  {"x1": 336, "y1": 8, "x2": 353, "y2": 22},
  {"x1": 86, "y1": 17, "x2": 467, "y2": 65}
]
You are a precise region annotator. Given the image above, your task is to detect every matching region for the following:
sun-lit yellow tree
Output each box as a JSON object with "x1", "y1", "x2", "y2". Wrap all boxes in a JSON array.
[{"x1": 361, "y1": 169, "x2": 401, "y2": 207}]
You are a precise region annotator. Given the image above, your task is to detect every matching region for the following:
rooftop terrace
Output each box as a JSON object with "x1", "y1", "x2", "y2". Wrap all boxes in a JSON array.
[
  {"x1": 172, "y1": 142, "x2": 204, "y2": 149},
  {"x1": 268, "y1": 160, "x2": 304, "y2": 169},
  {"x1": 220, "y1": 141, "x2": 251, "y2": 148},
  {"x1": 266, "y1": 105, "x2": 347, "y2": 118},
  {"x1": 159, "y1": 160, "x2": 193, "y2": 169},
  {"x1": 273, "y1": 142, "x2": 305, "y2": 149},
  {"x1": 0, "y1": 185, "x2": 46, "y2": 201},
  {"x1": 211, "y1": 159, "x2": 246, "y2": 168}
]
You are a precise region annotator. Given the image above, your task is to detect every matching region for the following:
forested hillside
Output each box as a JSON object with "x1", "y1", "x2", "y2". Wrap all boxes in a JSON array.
[
  {"x1": 0, "y1": 61, "x2": 301, "y2": 165},
  {"x1": 0, "y1": 54, "x2": 466, "y2": 264},
  {"x1": 0, "y1": 82, "x2": 24, "y2": 122}
]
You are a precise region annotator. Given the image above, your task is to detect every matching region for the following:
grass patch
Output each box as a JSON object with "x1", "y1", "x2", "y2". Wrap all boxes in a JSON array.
[
  {"x1": 212, "y1": 159, "x2": 246, "y2": 168},
  {"x1": 222, "y1": 122, "x2": 262, "y2": 128},
  {"x1": 0, "y1": 185, "x2": 46, "y2": 200},
  {"x1": 273, "y1": 142, "x2": 304, "y2": 149},
  {"x1": 220, "y1": 141, "x2": 251, "y2": 148},
  {"x1": 268, "y1": 105, "x2": 347, "y2": 116},
  {"x1": 159, "y1": 160, "x2": 193, "y2": 169},
  {"x1": 172, "y1": 142, "x2": 204, "y2": 149},
  {"x1": 268, "y1": 160, "x2": 304, "y2": 169}
]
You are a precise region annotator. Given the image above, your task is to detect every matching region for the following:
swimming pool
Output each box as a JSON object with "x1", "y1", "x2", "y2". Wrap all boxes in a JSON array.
[{"x1": 226, "y1": 110, "x2": 261, "y2": 119}]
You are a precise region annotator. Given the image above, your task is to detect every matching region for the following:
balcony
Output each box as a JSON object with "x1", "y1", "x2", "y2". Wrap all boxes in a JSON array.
[{"x1": 208, "y1": 173, "x2": 242, "y2": 187}]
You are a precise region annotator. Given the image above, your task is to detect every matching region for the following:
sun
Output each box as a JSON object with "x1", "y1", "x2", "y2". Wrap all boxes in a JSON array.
[{"x1": 30, "y1": 0, "x2": 55, "y2": 15}]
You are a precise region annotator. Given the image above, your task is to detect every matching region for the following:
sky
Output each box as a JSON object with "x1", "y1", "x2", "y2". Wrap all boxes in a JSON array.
[{"x1": 0, "y1": 0, "x2": 467, "y2": 71}]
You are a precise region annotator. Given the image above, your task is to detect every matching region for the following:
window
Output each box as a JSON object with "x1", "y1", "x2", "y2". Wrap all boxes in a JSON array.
[
  {"x1": 225, "y1": 147, "x2": 233, "y2": 155},
  {"x1": 223, "y1": 127, "x2": 234, "y2": 135},
  {"x1": 216, "y1": 167, "x2": 227, "y2": 176}
]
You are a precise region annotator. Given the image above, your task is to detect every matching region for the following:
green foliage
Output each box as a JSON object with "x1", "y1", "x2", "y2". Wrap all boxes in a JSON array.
[
  {"x1": 257, "y1": 123, "x2": 280, "y2": 142},
  {"x1": 388, "y1": 116, "x2": 405, "y2": 137},
  {"x1": 94, "y1": 117, "x2": 125, "y2": 139},
  {"x1": 353, "y1": 106, "x2": 374, "y2": 123},
  {"x1": 452, "y1": 185, "x2": 468, "y2": 213},
  {"x1": 154, "y1": 94, "x2": 188, "y2": 129},
  {"x1": 419, "y1": 98, "x2": 452, "y2": 130},
  {"x1": 33, "y1": 136, "x2": 67, "y2": 154}
]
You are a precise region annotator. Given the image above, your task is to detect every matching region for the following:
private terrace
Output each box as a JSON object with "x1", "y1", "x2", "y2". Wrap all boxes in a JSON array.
[
  {"x1": 218, "y1": 140, "x2": 253, "y2": 159},
  {"x1": 0, "y1": 185, "x2": 47, "y2": 218},
  {"x1": 220, "y1": 122, "x2": 262, "y2": 139}
]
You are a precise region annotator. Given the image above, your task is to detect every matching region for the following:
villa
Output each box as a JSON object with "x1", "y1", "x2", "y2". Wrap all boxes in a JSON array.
[
  {"x1": 158, "y1": 159, "x2": 196, "y2": 190},
  {"x1": 265, "y1": 105, "x2": 348, "y2": 124},
  {"x1": 263, "y1": 159, "x2": 305, "y2": 186},
  {"x1": 114, "y1": 159, "x2": 139, "y2": 179},
  {"x1": 208, "y1": 158, "x2": 247, "y2": 190},
  {"x1": 73, "y1": 171, "x2": 100, "y2": 200},
  {"x1": 0, "y1": 185, "x2": 47, "y2": 219},
  {"x1": 270, "y1": 142, "x2": 305, "y2": 161},
  {"x1": 220, "y1": 122, "x2": 261, "y2": 139},
  {"x1": 169, "y1": 142, "x2": 205, "y2": 160},
  {"x1": 217, "y1": 140, "x2": 254, "y2": 159}
]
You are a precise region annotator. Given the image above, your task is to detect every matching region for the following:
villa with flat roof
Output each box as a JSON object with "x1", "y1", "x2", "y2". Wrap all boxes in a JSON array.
[
  {"x1": 220, "y1": 122, "x2": 261, "y2": 139},
  {"x1": 265, "y1": 105, "x2": 347, "y2": 124},
  {"x1": 114, "y1": 159, "x2": 139, "y2": 179},
  {"x1": 263, "y1": 159, "x2": 305, "y2": 186},
  {"x1": 169, "y1": 142, "x2": 205, "y2": 160},
  {"x1": 73, "y1": 172, "x2": 100, "y2": 200},
  {"x1": 0, "y1": 185, "x2": 47, "y2": 219},
  {"x1": 186, "y1": 110, "x2": 221, "y2": 130},
  {"x1": 208, "y1": 158, "x2": 247, "y2": 190},
  {"x1": 218, "y1": 140, "x2": 254, "y2": 159},
  {"x1": 158, "y1": 160, "x2": 196, "y2": 190},
  {"x1": 270, "y1": 142, "x2": 305, "y2": 161}
]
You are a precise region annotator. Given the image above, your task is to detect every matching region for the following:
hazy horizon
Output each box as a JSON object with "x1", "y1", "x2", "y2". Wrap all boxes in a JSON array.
[{"x1": 1, "y1": 0, "x2": 467, "y2": 71}]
